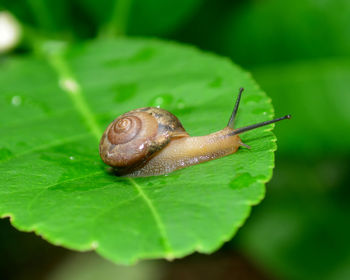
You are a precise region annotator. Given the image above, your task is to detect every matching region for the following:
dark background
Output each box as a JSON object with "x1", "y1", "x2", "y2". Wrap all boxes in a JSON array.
[{"x1": 1, "y1": 0, "x2": 350, "y2": 279}]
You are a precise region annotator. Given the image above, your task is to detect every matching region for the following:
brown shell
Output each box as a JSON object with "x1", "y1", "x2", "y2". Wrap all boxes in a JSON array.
[{"x1": 99, "y1": 107, "x2": 189, "y2": 170}]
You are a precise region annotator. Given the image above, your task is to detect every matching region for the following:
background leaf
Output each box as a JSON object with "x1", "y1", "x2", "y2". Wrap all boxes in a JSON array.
[
  {"x1": 0, "y1": 38, "x2": 277, "y2": 264},
  {"x1": 0, "y1": 0, "x2": 202, "y2": 38},
  {"x1": 77, "y1": 0, "x2": 202, "y2": 36},
  {"x1": 251, "y1": 58, "x2": 350, "y2": 157},
  {"x1": 0, "y1": 0, "x2": 72, "y2": 33},
  {"x1": 218, "y1": 0, "x2": 350, "y2": 67},
  {"x1": 236, "y1": 158, "x2": 350, "y2": 280}
]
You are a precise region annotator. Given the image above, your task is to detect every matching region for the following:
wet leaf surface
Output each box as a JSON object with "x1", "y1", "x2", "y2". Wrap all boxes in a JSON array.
[{"x1": 0, "y1": 38, "x2": 276, "y2": 264}]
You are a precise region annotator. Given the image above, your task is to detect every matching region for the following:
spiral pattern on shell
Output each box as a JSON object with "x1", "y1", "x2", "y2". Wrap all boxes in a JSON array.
[
  {"x1": 99, "y1": 111, "x2": 159, "y2": 168},
  {"x1": 99, "y1": 107, "x2": 189, "y2": 171},
  {"x1": 108, "y1": 115, "x2": 141, "y2": 145}
]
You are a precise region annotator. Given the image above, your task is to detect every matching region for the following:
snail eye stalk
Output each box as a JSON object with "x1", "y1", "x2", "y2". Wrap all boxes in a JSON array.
[
  {"x1": 227, "y1": 87, "x2": 244, "y2": 129},
  {"x1": 230, "y1": 115, "x2": 291, "y2": 136}
]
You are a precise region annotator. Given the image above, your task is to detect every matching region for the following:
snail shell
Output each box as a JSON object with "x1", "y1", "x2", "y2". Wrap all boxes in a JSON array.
[{"x1": 99, "y1": 107, "x2": 189, "y2": 174}]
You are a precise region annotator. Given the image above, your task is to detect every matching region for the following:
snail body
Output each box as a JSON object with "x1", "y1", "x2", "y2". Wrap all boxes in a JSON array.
[
  {"x1": 126, "y1": 126, "x2": 241, "y2": 177},
  {"x1": 99, "y1": 88, "x2": 290, "y2": 177}
]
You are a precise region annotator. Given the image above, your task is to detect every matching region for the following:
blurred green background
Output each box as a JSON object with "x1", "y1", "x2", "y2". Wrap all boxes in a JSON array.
[{"x1": 1, "y1": 0, "x2": 349, "y2": 279}]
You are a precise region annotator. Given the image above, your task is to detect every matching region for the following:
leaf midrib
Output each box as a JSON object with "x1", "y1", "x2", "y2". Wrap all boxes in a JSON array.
[{"x1": 48, "y1": 51, "x2": 173, "y2": 255}]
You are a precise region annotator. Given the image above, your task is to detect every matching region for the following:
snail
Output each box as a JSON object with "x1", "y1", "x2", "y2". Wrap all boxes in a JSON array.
[{"x1": 99, "y1": 88, "x2": 291, "y2": 177}]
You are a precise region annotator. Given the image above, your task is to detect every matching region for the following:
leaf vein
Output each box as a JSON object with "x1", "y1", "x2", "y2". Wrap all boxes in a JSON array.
[
  {"x1": 47, "y1": 52, "x2": 102, "y2": 140},
  {"x1": 127, "y1": 178, "x2": 173, "y2": 255}
]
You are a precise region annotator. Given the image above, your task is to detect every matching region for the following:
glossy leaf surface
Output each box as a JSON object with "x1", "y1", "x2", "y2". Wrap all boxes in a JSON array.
[{"x1": 0, "y1": 38, "x2": 276, "y2": 264}]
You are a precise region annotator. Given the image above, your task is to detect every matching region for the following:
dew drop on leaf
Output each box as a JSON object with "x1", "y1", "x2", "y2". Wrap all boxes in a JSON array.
[
  {"x1": 0, "y1": 38, "x2": 276, "y2": 265},
  {"x1": 176, "y1": 98, "x2": 186, "y2": 110},
  {"x1": 148, "y1": 94, "x2": 174, "y2": 108},
  {"x1": 11, "y1": 95, "x2": 21, "y2": 106}
]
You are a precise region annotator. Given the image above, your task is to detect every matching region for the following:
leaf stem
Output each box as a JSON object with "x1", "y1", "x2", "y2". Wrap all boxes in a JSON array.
[
  {"x1": 26, "y1": 0, "x2": 57, "y2": 31},
  {"x1": 99, "y1": 0, "x2": 133, "y2": 37},
  {"x1": 20, "y1": 23, "x2": 46, "y2": 55}
]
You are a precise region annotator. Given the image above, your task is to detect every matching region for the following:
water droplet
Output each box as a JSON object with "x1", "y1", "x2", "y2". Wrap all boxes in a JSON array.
[
  {"x1": 229, "y1": 173, "x2": 254, "y2": 190},
  {"x1": 149, "y1": 94, "x2": 174, "y2": 108},
  {"x1": 253, "y1": 107, "x2": 270, "y2": 115},
  {"x1": 11, "y1": 95, "x2": 21, "y2": 106},
  {"x1": 176, "y1": 98, "x2": 186, "y2": 110}
]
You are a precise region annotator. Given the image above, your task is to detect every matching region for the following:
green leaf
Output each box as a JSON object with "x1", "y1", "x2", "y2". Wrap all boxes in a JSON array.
[
  {"x1": 237, "y1": 160, "x2": 350, "y2": 280},
  {"x1": 0, "y1": 38, "x2": 276, "y2": 264},
  {"x1": 79, "y1": 0, "x2": 202, "y2": 36},
  {"x1": 220, "y1": 0, "x2": 350, "y2": 66},
  {"x1": 2, "y1": 0, "x2": 202, "y2": 38},
  {"x1": 251, "y1": 58, "x2": 350, "y2": 156},
  {"x1": 2, "y1": 0, "x2": 72, "y2": 33}
]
